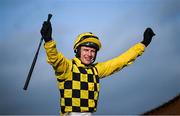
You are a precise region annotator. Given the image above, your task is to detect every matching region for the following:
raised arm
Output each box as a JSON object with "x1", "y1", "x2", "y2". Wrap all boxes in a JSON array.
[
  {"x1": 96, "y1": 28, "x2": 155, "y2": 78},
  {"x1": 41, "y1": 17, "x2": 71, "y2": 80}
]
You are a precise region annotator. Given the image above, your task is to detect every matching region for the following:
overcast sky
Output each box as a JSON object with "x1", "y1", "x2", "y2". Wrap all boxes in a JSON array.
[{"x1": 0, "y1": 0, "x2": 180, "y2": 115}]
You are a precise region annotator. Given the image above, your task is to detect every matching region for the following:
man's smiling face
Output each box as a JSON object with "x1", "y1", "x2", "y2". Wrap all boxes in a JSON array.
[{"x1": 80, "y1": 46, "x2": 96, "y2": 65}]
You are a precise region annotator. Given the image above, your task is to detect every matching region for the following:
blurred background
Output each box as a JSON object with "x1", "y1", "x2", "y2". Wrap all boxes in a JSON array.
[{"x1": 0, "y1": 0, "x2": 180, "y2": 115}]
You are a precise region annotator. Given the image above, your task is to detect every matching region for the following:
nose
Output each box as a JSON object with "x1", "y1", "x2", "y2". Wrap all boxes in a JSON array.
[{"x1": 87, "y1": 50, "x2": 92, "y2": 56}]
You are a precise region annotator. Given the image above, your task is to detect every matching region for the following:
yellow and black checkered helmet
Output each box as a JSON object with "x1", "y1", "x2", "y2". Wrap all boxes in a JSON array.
[{"x1": 73, "y1": 32, "x2": 102, "y2": 52}]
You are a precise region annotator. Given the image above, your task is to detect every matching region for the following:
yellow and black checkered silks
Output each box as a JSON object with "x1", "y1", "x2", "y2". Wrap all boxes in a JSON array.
[
  {"x1": 44, "y1": 40, "x2": 145, "y2": 115},
  {"x1": 58, "y1": 60, "x2": 100, "y2": 113}
]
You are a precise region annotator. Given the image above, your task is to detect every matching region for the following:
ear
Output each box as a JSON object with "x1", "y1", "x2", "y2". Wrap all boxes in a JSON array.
[{"x1": 75, "y1": 46, "x2": 81, "y2": 58}]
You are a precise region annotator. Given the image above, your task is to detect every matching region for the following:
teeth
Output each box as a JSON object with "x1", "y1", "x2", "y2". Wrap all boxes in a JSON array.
[
  {"x1": 84, "y1": 56, "x2": 92, "y2": 61},
  {"x1": 85, "y1": 58, "x2": 91, "y2": 61}
]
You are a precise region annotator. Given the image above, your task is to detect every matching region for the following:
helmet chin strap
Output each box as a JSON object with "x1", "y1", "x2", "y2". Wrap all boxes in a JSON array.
[{"x1": 91, "y1": 51, "x2": 97, "y2": 64}]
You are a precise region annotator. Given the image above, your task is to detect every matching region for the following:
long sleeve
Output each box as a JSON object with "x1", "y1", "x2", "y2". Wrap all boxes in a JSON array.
[
  {"x1": 44, "y1": 40, "x2": 72, "y2": 80},
  {"x1": 95, "y1": 43, "x2": 145, "y2": 78}
]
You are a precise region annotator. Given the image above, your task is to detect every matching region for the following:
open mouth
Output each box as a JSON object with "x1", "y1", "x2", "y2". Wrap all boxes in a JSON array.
[{"x1": 85, "y1": 57, "x2": 92, "y2": 62}]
